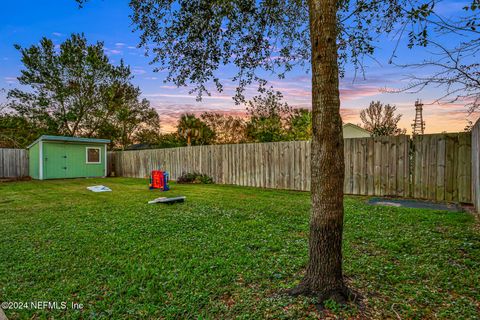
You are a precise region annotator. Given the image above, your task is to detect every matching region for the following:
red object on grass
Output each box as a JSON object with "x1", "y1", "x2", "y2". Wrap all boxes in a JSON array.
[{"x1": 151, "y1": 170, "x2": 165, "y2": 190}]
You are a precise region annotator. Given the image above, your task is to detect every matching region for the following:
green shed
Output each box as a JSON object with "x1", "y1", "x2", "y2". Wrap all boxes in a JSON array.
[{"x1": 27, "y1": 135, "x2": 110, "y2": 180}]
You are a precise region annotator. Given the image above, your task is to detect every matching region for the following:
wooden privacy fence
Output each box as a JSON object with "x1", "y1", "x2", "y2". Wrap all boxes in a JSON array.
[
  {"x1": 111, "y1": 136, "x2": 411, "y2": 197},
  {"x1": 111, "y1": 133, "x2": 473, "y2": 202},
  {"x1": 0, "y1": 148, "x2": 29, "y2": 178}
]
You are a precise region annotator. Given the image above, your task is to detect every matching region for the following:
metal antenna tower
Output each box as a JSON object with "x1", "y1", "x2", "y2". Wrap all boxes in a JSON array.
[{"x1": 412, "y1": 99, "x2": 425, "y2": 135}]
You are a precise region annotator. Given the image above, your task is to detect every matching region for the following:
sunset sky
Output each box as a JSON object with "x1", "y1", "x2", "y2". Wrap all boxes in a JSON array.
[{"x1": 1, "y1": 0, "x2": 478, "y2": 133}]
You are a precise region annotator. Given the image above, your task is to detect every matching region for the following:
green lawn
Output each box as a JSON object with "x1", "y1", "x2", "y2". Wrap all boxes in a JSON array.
[{"x1": 0, "y1": 178, "x2": 479, "y2": 319}]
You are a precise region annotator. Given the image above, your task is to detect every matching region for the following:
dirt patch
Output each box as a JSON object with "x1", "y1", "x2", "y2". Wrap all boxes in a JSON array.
[{"x1": 220, "y1": 293, "x2": 236, "y2": 309}]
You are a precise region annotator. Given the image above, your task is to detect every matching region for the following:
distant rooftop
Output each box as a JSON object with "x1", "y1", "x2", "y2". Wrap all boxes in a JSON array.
[{"x1": 342, "y1": 123, "x2": 370, "y2": 133}]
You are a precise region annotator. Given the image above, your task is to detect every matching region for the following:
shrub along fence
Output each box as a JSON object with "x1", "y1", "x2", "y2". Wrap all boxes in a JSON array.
[
  {"x1": 109, "y1": 133, "x2": 472, "y2": 202},
  {"x1": 0, "y1": 148, "x2": 29, "y2": 178}
]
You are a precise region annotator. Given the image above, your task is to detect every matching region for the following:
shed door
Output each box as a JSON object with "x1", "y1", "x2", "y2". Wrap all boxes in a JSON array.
[
  {"x1": 44, "y1": 143, "x2": 67, "y2": 179},
  {"x1": 65, "y1": 144, "x2": 88, "y2": 178}
]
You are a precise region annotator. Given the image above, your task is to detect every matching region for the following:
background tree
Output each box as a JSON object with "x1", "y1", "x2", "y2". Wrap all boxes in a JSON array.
[
  {"x1": 200, "y1": 112, "x2": 247, "y2": 144},
  {"x1": 156, "y1": 132, "x2": 187, "y2": 148},
  {"x1": 5, "y1": 33, "x2": 160, "y2": 149},
  {"x1": 286, "y1": 108, "x2": 312, "y2": 141},
  {"x1": 77, "y1": 0, "x2": 478, "y2": 304},
  {"x1": 245, "y1": 90, "x2": 291, "y2": 142},
  {"x1": 360, "y1": 101, "x2": 406, "y2": 136},
  {"x1": 0, "y1": 96, "x2": 40, "y2": 148},
  {"x1": 177, "y1": 113, "x2": 214, "y2": 146},
  {"x1": 110, "y1": 88, "x2": 159, "y2": 149},
  {"x1": 0, "y1": 113, "x2": 47, "y2": 148},
  {"x1": 133, "y1": 128, "x2": 163, "y2": 147}
]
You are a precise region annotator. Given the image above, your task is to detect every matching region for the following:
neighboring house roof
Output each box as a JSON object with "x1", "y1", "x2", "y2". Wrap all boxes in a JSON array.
[
  {"x1": 27, "y1": 135, "x2": 111, "y2": 149},
  {"x1": 342, "y1": 123, "x2": 371, "y2": 138},
  {"x1": 125, "y1": 143, "x2": 153, "y2": 150}
]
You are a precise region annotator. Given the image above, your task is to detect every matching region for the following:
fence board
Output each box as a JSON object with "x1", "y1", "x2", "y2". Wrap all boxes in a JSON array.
[
  {"x1": 472, "y1": 120, "x2": 480, "y2": 211},
  {"x1": 366, "y1": 138, "x2": 375, "y2": 195},
  {"x1": 0, "y1": 148, "x2": 28, "y2": 178},
  {"x1": 436, "y1": 135, "x2": 446, "y2": 202},
  {"x1": 344, "y1": 139, "x2": 352, "y2": 193}
]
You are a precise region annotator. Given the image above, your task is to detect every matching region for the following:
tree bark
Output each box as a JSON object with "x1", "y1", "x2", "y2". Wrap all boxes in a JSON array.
[{"x1": 290, "y1": 0, "x2": 347, "y2": 303}]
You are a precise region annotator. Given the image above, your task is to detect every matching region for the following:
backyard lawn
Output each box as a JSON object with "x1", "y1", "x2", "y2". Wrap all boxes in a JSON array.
[{"x1": 0, "y1": 178, "x2": 479, "y2": 319}]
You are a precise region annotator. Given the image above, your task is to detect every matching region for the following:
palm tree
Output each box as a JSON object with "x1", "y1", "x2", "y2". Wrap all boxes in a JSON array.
[{"x1": 177, "y1": 113, "x2": 202, "y2": 146}]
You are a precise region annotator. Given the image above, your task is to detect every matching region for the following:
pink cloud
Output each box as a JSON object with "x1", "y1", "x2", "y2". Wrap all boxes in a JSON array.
[
  {"x1": 340, "y1": 108, "x2": 360, "y2": 122},
  {"x1": 150, "y1": 101, "x2": 246, "y2": 133},
  {"x1": 340, "y1": 85, "x2": 384, "y2": 101},
  {"x1": 270, "y1": 81, "x2": 386, "y2": 103}
]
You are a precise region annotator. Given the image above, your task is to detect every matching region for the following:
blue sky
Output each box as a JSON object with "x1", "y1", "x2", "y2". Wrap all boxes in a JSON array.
[{"x1": 1, "y1": 0, "x2": 477, "y2": 133}]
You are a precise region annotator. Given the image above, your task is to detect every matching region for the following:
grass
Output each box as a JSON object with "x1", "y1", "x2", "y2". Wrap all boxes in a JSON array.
[{"x1": 0, "y1": 178, "x2": 479, "y2": 319}]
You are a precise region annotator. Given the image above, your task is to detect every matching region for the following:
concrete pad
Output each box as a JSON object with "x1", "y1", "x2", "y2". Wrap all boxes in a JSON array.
[{"x1": 368, "y1": 197, "x2": 464, "y2": 212}]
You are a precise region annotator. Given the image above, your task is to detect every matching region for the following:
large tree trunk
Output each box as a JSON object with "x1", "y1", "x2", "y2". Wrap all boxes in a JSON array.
[{"x1": 291, "y1": 0, "x2": 347, "y2": 303}]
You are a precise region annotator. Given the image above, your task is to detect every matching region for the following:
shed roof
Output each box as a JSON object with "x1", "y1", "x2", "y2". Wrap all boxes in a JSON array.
[{"x1": 27, "y1": 135, "x2": 111, "y2": 149}]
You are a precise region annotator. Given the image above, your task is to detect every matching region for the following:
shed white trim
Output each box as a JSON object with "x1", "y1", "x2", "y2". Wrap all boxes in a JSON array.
[
  {"x1": 39, "y1": 141, "x2": 43, "y2": 180},
  {"x1": 85, "y1": 147, "x2": 102, "y2": 164},
  {"x1": 104, "y1": 144, "x2": 107, "y2": 177}
]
